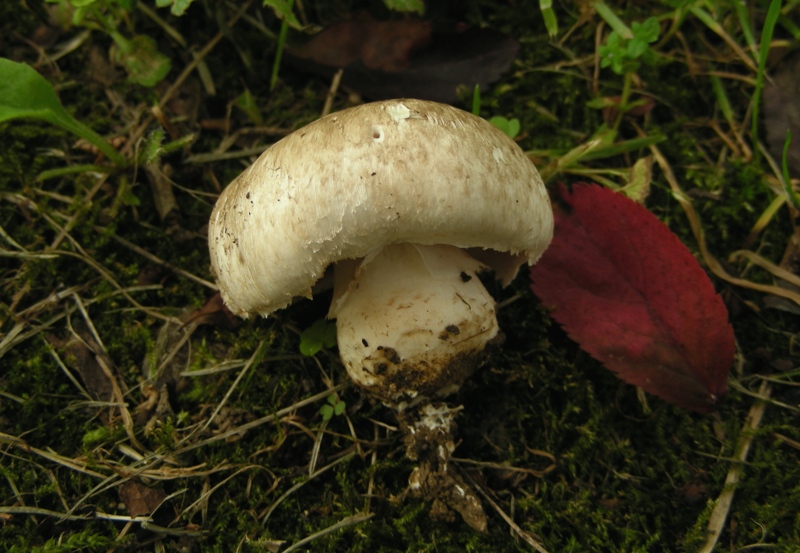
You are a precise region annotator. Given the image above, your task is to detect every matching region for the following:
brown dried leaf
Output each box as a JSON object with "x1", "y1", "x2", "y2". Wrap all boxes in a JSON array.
[
  {"x1": 47, "y1": 329, "x2": 114, "y2": 402},
  {"x1": 289, "y1": 12, "x2": 431, "y2": 73},
  {"x1": 184, "y1": 292, "x2": 241, "y2": 328},
  {"x1": 286, "y1": 16, "x2": 518, "y2": 103},
  {"x1": 118, "y1": 480, "x2": 167, "y2": 518}
]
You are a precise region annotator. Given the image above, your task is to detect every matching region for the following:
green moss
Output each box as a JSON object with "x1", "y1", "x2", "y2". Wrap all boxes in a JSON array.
[{"x1": 2, "y1": 1, "x2": 800, "y2": 551}]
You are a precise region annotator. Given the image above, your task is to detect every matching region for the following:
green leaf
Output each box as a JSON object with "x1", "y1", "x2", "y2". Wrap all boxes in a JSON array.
[
  {"x1": 235, "y1": 87, "x2": 264, "y2": 126},
  {"x1": 488, "y1": 116, "x2": 520, "y2": 139},
  {"x1": 263, "y1": 0, "x2": 301, "y2": 29},
  {"x1": 620, "y1": 155, "x2": 653, "y2": 203},
  {"x1": 160, "y1": 133, "x2": 195, "y2": 155},
  {"x1": 120, "y1": 184, "x2": 141, "y2": 207},
  {"x1": 299, "y1": 318, "x2": 337, "y2": 356},
  {"x1": 156, "y1": 0, "x2": 195, "y2": 16},
  {"x1": 383, "y1": 0, "x2": 425, "y2": 15},
  {"x1": 319, "y1": 404, "x2": 334, "y2": 421},
  {"x1": 0, "y1": 58, "x2": 126, "y2": 166},
  {"x1": 320, "y1": 394, "x2": 345, "y2": 419},
  {"x1": 586, "y1": 96, "x2": 616, "y2": 109},
  {"x1": 539, "y1": 0, "x2": 558, "y2": 38},
  {"x1": 139, "y1": 128, "x2": 193, "y2": 165},
  {"x1": 299, "y1": 338, "x2": 322, "y2": 357},
  {"x1": 113, "y1": 34, "x2": 171, "y2": 87},
  {"x1": 631, "y1": 17, "x2": 660, "y2": 44},
  {"x1": 626, "y1": 38, "x2": 648, "y2": 59},
  {"x1": 82, "y1": 426, "x2": 110, "y2": 446},
  {"x1": 333, "y1": 400, "x2": 346, "y2": 416},
  {"x1": 142, "y1": 128, "x2": 166, "y2": 165},
  {"x1": 598, "y1": 16, "x2": 658, "y2": 76}
]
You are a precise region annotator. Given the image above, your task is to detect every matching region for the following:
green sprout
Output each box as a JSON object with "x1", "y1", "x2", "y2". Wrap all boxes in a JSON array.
[
  {"x1": 81, "y1": 426, "x2": 110, "y2": 446},
  {"x1": 598, "y1": 16, "x2": 659, "y2": 76},
  {"x1": 48, "y1": 0, "x2": 172, "y2": 87},
  {"x1": 471, "y1": 85, "x2": 521, "y2": 139},
  {"x1": 155, "y1": 0, "x2": 194, "y2": 16},
  {"x1": 592, "y1": 8, "x2": 660, "y2": 130},
  {"x1": 299, "y1": 318, "x2": 337, "y2": 356},
  {"x1": 319, "y1": 394, "x2": 346, "y2": 421},
  {"x1": 489, "y1": 116, "x2": 521, "y2": 139}
]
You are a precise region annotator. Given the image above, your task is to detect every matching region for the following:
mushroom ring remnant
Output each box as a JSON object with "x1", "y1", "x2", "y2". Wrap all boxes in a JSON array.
[{"x1": 208, "y1": 99, "x2": 554, "y2": 530}]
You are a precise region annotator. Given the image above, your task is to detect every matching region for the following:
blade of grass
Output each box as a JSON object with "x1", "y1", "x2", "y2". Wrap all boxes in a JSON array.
[
  {"x1": 745, "y1": 193, "x2": 785, "y2": 245},
  {"x1": 270, "y1": 0, "x2": 294, "y2": 90},
  {"x1": 282, "y1": 512, "x2": 375, "y2": 553},
  {"x1": 471, "y1": 84, "x2": 481, "y2": 116},
  {"x1": 781, "y1": 130, "x2": 800, "y2": 208},
  {"x1": 731, "y1": 0, "x2": 758, "y2": 54},
  {"x1": 710, "y1": 74, "x2": 734, "y2": 126},
  {"x1": 539, "y1": 0, "x2": 558, "y2": 38},
  {"x1": 698, "y1": 381, "x2": 771, "y2": 553},
  {"x1": 729, "y1": 249, "x2": 800, "y2": 288},
  {"x1": 777, "y1": 11, "x2": 800, "y2": 39},
  {"x1": 536, "y1": 138, "x2": 603, "y2": 181},
  {"x1": 37, "y1": 164, "x2": 115, "y2": 181},
  {"x1": 580, "y1": 134, "x2": 666, "y2": 160},
  {"x1": 592, "y1": 0, "x2": 632, "y2": 38},
  {"x1": 689, "y1": 6, "x2": 757, "y2": 72}
]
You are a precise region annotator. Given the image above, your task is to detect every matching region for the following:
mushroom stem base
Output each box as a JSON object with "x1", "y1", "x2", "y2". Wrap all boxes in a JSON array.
[
  {"x1": 331, "y1": 243, "x2": 500, "y2": 405},
  {"x1": 399, "y1": 402, "x2": 487, "y2": 532}
]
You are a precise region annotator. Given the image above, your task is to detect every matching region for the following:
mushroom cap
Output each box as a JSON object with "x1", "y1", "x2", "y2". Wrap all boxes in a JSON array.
[{"x1": 209, "y1": 99, "x2": 553, "y2": 317}]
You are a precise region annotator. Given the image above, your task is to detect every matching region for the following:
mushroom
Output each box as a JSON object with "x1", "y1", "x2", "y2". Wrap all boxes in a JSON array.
[{"x1": 208, "y1": 99, "x2": 553, "y2": 529}]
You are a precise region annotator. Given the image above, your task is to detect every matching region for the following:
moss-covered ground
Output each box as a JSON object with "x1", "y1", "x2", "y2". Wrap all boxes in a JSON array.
[{"x1": 1, "y1": 1, "x2": 799, "y2": 551}]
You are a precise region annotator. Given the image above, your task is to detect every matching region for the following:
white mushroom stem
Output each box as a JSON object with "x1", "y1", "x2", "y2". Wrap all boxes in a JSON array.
[{"x1": 329, "y1": 243, "x2": 500, "y2": 405}]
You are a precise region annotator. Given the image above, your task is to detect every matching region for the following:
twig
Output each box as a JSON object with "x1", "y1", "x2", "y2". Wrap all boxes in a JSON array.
[
  {"x1": 260, "y1": 452, "x2": 355, "y2": 524},
  {"x1": 282, "y1": 512, "x2": 374, "y2": 553},
  {"x1": 453, "y1": 453, "x2": 556, "y2": 478},
  {"x1": 729, "y1": 250, "x2": 800, "y2": 288},
  {"x1": 0, "y1": 506, "x2": 204, "y2": 537},
  {"x1": 308, "y1": 418, "x2": 329, "y2": 476},
  {"x1": 48, "y1": 173, "x2": 110, "y2": 250},
  {"x1": 41, "y1": 212, "x2": 179, "y2": 322},
  {"x1": 459, "y1": 468, "x2": 551, "y2": 553},
  {"x1": 698, "y1": 380, "x2": 771, "y2": 553},
  {"x1": 185, "y1": 338, "x2": 266, "y2": 443},
  {"x1": 180, "y1": 465, "x2": 268, "y2": 521},
  {"x1": 176, "y1": 384, "x2": 348, "y2": 456},
  {"x1": 321, "y1": 68, "x2": 344, "y2": 118},
  {"x1": 0, "y1": 433, "x2": 105, "y2": 479}
]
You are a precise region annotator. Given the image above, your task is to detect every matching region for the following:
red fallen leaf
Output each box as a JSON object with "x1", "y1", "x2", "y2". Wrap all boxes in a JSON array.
[{"x1": 530, "y1": 183, "x2": 734, "y2": 413}]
